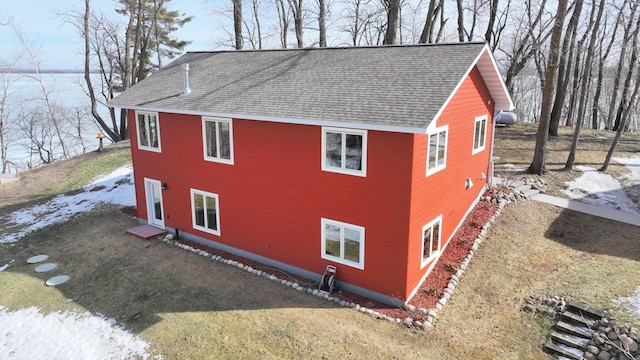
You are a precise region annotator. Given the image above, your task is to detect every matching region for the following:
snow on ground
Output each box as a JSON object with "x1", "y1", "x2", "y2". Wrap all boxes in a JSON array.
[
  {"x1": 0, "y1": 306, "x2": 162, "y2": 359},
  {"x1": 496, "y1": 163, "x2": 527, "y2": 172},
  {"x1": 613, "y1": 288, "x2": 640, "y2": 324},
  {"x1": 0, "y1": 166, "x2": 135, "y2": 244},
  {"x1": 0, "y1": 167, "x2": 161, "y2": 358},
  {"x1": 561, "y1": 162, "x2": 640, "y2": 215}
]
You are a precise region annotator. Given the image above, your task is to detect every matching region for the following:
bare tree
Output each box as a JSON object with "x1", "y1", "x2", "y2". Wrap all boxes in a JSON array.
[
  {"x1": 233, "y1": 0, "x2": 243, "y2": 50},
  {"x1": 276, "y1": 0, "x2": 290, "y2": 48},
  {"x1": 564, "y1": 0, "x2": 606, "y2": 171},
  {"x1": 418, "y1": 0, "x2": 440, "y2": 43},
  {"x1": 383, "y1": 0, "x2": 400, "y2": 44},
  {"x1": 528, "y1": 0, "x2": 568, "y2": 175},
  {"x1": 455, "y1": 0, "x2": 465, "y2": 41},
  {"x1": 548, "y1": 0, "x2": 583, "y2": 136},
  {"x1": 318, "y1": 0, "x2": 327, "y2": 46},
  {"x1": 288, "y1": 0, "x2": 304, "y2": 47},
  {"x1": 0, "y1": 62, "x2": 19, "y2": 174}
]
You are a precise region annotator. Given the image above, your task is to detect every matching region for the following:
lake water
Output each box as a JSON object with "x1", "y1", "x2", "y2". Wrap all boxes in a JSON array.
[{"x1": 2, "y1": 73, "x2": 111, "y2": 172}]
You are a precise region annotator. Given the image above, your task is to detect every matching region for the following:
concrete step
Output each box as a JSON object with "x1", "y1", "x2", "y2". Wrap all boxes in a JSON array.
[
  {"x1": 566, "y1": 300, "x2": 606, "y2": 320},
  {"x1": 524, "y1": 189, "x2": 540, "y2": 197},
  {"x1": 543, "y1": 340, "x2": 583, "y2": 360},
  {"x1": 555, "y1": 320, "x2": 593, "y2": 339}
]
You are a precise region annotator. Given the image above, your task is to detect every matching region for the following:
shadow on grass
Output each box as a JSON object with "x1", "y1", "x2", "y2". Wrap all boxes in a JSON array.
[
  {"x1": 0, "y1": 206, "x2": 338, "y2": 334},
  {"x1": 543, "y1": 191, "x2": 640, "y2": 261}
]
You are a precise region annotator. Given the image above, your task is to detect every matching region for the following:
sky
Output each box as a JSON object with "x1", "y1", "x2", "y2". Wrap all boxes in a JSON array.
[
  {"x1": 0, "y1": 156, "x2": 639, "y2": 354},
  {"x1": 0, "y1": 0, "x2": 221, "y2": 70}
]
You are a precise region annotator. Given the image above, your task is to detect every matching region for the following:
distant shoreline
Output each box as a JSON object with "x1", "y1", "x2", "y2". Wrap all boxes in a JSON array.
[{"x1": 0, "y1": 68, "x2": 100, "y2": 74}]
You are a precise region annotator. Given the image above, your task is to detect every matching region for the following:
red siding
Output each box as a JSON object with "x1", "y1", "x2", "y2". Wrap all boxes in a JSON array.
[
  {"x1": 129, "y1": 111, "x2": 415, "y2": 298},
  {"x1": 405, "y1": 66, "x2": 495, "y2": 300}
]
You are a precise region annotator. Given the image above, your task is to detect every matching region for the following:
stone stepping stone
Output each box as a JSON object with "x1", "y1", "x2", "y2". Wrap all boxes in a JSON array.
[
  {"x1": 27, "y1": 255, "x2": 49, "y2": 264},
  {"x1": 45, "y1": 275, "x2": 70, "y2": 286},
  {"x1": 34, "y1": 263, "x2": 57, "y2": 273}
]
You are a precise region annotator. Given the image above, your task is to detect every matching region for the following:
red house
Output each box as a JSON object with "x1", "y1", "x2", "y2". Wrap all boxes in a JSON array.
[{"x1": 109, "y1": 42, "x2": 513, "y2": 306}]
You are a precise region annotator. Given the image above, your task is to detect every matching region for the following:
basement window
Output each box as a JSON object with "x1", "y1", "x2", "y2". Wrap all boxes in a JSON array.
[
  {"x1": 191, "y1": 189, "x2": 220, "y2": 236},
  {"x1": 321, "y1": 218, "x2": 365, "y2": 270},
  {"x1": 421, "y1": 216, "x2": 441, "y2": 268}
]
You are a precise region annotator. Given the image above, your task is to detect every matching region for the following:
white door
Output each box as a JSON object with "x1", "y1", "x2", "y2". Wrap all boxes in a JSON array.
[{"x1": 144, "y1": 178, "x2": 165, "y2": 228}]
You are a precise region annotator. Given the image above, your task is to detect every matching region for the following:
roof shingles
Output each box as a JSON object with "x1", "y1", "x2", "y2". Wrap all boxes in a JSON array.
[{"x1": 109, "y1": 42, "x2": 507, "y2": 132}]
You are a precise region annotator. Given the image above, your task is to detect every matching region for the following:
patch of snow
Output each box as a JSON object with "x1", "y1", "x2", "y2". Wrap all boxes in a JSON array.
[
  {"x1": 0, "y1": 166, "x2": 135, "y2": 244},
  {"x1": 561, "y1": 165, "x2": 640, "y2": 215},
  {"x1": 497, "y1": 163, "x2": 526, "y2": 171},
  {"x1": 0, "y1": 306, "x2": 162, "y2": 359},
  {"x1": 0, "y1": 260, "x2": 14, "y2": 272},
  {"x1": 614, "y1": 155, "x2": 640, "y2": 192},
  {"x1": 612, "y1": 287, "x2": 640, "y2": 322}
]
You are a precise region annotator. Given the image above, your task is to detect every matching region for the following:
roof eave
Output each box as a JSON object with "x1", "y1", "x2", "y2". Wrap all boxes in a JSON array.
[{"x1": 110, "y1": 104, "x2": 429, "y2": 134}]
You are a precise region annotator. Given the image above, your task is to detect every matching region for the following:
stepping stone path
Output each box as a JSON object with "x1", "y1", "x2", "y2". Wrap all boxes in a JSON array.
[
  {"x1": 26, "y1": 254, "x2": 71, "y2": 287},
  {"x1": 539, "y1": 299, "x2": 640, "y2": 360}
]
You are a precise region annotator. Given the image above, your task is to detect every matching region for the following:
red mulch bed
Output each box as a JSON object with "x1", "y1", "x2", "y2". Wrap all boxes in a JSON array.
[{"x1": 125, "y1": 192, "x2": 501, "y2": 321}]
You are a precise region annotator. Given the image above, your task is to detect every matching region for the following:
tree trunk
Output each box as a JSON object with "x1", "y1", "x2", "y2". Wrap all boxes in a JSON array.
[
  {"x1": 456, "y1": 0, "x2": 465, "y2": 42},
  {"x1": 253, "y1": 0, "x2": 262, "y2": 49},
  {"x1": 549, "y1": 0, "x2": 583, "y2": 136},
  {"x1": 318, "y1": 0, "x2": 326, "y2": 47},
  {"x1": 83, "y1": 0, "x2": 119, "y2": 142},
  {"x1": 606, "y1": 2, "x2": 637, "y2": 129},
  {"x1": 564, "y1": 0, "x2": 605, "y2": 171},
  {"x1": 528, "y1": 0, "x2": 568, "y2": 175},
  {"x1": 287, "y1": 0, "x2": 303, "y2": 48},
  {"x1": 384, "y1": 0, "x2": 400, "y2": 44},
  {"x1": 276, "y1": 0, "x2": 289, "y2": 48},
  {"x1": 601, "y1": 58, "x2": 640, "y2": 171},
  {"x1": 233, "y1": 0, "x2": 243, "y2": 50},
  {"x1": 484, "y1": 0, "x2": 499, "y2": 46},
  {"x1": 419, "y1": 0, "x2": 438, "y2": 43}
]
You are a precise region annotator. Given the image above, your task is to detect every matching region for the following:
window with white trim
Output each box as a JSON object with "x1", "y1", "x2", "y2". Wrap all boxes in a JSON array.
[
  {"x1": 472, "y1": 115, "x2": 488, "y2": 154},
  {"x1": 321, "y1": 218, "x2": 365, "y2": 269},
  {"x1": 202, "y1": 117, "x2": 234, "y2": 164},
  {"x1": 322, "y1": 127, "x2": 367, "y2": 176},
  {"x1": 421, "y1": 216, "x2": 441, "y2": 268},
  {"x1": 191, "y1": 189, "x2": 220, "y2": 236},
  {"x1": 427, "y1": 126, "x2": 447, "y2": 175},
  {"x1": 136, "y1": 112, "x2": 161, "y2": 152}
]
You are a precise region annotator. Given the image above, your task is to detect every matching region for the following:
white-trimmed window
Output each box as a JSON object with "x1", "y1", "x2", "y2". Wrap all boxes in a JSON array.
[
  {"x1": 202, "y1": 117, "x2": 234, "y2": 164},
  {"x1": 322, "y1": 127, "x2": 367, "y2": 177},
  {"x1": 321, "y1": 218, "x2": 365, "y2": 270},
  {"x1": 427, "y1": 126, "x2": 448, "y2": 175},
  {"x1": 472, "y1": 115, "x2": 488, "y2": 154},
  {"x1": 136, "y1": 111, "x2": 161, "y2": 152},
  {"x1": 421, "y1": 216, "x2": 442, "y2": 268},
  {"x1": 191, "y1": 189, "x2": 220, "y2": 236}
]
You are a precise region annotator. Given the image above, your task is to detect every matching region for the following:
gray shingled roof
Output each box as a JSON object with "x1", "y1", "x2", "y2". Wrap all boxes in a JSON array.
[{"x1": 109, "y1": 42, "x2": 512, "y2": 132}]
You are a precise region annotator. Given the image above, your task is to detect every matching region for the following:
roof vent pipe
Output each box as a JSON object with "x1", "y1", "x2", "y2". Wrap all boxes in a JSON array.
[{"x1": 181, "y1": 63, "x2": 191, "y2": 96}]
